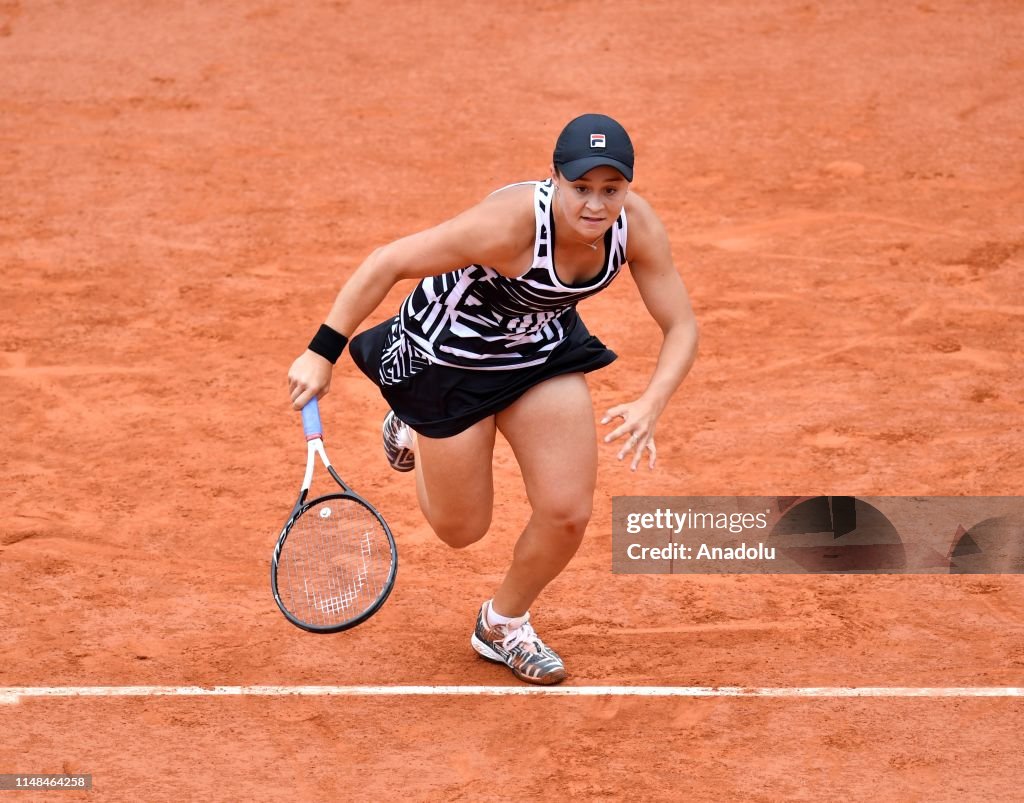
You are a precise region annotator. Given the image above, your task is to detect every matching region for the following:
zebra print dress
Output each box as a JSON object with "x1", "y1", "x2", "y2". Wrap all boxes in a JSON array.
[{"x1": 349, "y1": 179, "x2": 627, "y2": 437}]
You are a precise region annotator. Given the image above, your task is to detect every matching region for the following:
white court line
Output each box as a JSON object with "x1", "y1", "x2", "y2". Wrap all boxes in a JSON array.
[{"x1": 2, "y1": 686, "x2": 1023, "y2": 704}]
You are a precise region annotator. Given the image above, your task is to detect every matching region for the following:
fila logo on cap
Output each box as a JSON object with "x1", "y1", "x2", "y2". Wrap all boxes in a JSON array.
[{"x1": 590, "y1": 133, "x2": 606, "y2": 148}]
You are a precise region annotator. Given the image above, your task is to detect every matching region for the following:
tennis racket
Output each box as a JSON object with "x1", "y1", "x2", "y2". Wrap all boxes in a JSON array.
[{"x1": 271, "y1": 397, "x2": 398, "y2": 633}]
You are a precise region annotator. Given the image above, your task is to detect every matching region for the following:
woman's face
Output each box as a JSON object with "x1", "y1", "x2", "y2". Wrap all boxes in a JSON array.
[{"x1": 550, "y1": 165, "x2": 630, "y2": 241}]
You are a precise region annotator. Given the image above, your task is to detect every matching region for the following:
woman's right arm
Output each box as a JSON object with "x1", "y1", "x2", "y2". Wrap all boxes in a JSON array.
[{"x1": 288, "y1": 187, "x2": 534, "y2": 409}]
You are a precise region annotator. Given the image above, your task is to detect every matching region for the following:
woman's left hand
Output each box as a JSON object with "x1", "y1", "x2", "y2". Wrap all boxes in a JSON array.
[{"x1": 601, "y1": 399, "x2": 661, "y2": 471}]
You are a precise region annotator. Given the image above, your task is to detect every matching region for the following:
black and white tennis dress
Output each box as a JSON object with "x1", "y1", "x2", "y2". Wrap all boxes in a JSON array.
[{"x1": 349, "y1": 179, "x2": 628, "y2": 438}]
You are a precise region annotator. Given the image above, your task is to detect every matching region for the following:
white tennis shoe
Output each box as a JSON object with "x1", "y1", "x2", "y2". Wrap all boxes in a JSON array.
[
  {"x1": 471, "y1": 601, "x2": 567, "y2": 685},
  {"x1": 382, "y1": 410, "x2": 415, "y2": 472}
]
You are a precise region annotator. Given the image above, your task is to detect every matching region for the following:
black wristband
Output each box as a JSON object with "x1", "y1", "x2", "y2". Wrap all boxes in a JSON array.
[{"x1": 307, "y1": 324, "x2": 349, "y2": 364}]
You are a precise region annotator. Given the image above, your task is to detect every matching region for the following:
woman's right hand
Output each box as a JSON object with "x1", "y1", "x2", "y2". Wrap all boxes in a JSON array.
[{"x1": 288, "y1": 350, "x2": 334, "y2": 410}]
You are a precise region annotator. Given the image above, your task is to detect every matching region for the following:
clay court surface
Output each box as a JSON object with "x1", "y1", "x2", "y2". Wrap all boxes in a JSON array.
[{"x1": 2, "y1": 1, "x2": 1023, "y2": 800}]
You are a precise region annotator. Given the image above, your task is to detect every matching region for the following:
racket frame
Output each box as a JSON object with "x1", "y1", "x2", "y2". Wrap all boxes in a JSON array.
[{"x1": 270, "y1": 399, "x2": 398, "y2": 633}]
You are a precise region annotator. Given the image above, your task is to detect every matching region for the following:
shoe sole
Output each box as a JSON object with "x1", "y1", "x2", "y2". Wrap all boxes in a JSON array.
[
  {"x1": 470, "y1": 634, "x2": 505, "y2": 663},
  {"x1": 389, "y1": 448, "x2": 415, "y2": 472},
  {"x1": 471, "y1": 634, "x2": 567, "y2": 686}
]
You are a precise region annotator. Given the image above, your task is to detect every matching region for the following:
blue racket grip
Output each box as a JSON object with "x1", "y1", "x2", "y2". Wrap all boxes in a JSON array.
[{"x1": 301, "y1": 397, "x2": 323, "y2": 440}]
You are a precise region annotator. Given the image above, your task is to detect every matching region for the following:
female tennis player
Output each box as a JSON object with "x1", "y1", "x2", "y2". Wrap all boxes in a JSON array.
[{"x1": 287, "y1": 113, "x2": 699, "y2": 685}]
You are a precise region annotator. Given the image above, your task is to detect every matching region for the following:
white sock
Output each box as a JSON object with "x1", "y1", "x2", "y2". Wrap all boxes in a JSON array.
[
  {"x1": 397, "y1": 421, "x2": 416, "y2": 452},
  {"x1": 486, "y1": 600, "x2": 519, "y2": 627}
]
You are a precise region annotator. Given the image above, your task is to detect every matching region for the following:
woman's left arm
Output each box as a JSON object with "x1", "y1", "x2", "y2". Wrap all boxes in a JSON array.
[{"x1": 602, "y1": 194, "x2": 699, "y2": 470}]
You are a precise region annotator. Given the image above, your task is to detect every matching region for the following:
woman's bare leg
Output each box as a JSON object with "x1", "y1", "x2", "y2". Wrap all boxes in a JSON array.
[
  {"x1": 413, "y1": 417, "x2": 497, "y2": 549},
  {"x1": 491, "y1": 373, "x2": 597, "y2": 616}
]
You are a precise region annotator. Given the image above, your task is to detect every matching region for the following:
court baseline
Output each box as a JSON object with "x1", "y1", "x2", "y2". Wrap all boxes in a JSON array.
[{"x1": 2, "y1": 685, "x2": 1022, "y2": 704}]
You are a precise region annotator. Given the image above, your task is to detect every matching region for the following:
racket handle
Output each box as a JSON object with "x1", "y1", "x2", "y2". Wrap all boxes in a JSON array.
[{"x1": 301, "y1": 397, "x2": 323, "y2": 441}]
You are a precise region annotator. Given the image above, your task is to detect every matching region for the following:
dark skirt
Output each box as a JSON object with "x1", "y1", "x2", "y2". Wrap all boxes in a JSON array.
[{"x1": 348, "y1": 314, "x2": 616, "y2": 438}]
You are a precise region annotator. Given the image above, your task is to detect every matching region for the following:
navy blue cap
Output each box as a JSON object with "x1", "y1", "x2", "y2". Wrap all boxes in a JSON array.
[{"x1": 553, "y1": 113, "x2": 634, "y2": 181}]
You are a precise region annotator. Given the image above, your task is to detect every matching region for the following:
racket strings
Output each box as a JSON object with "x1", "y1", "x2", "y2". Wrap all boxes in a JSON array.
[{"x1": 278, "y1": 498, "x2": 392, "y2": 627}]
